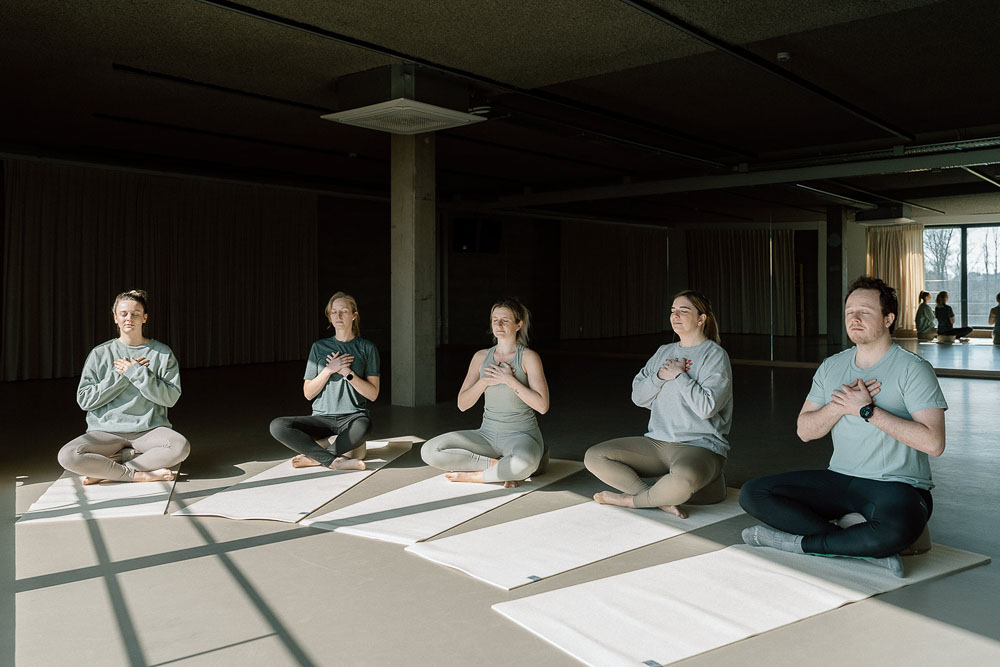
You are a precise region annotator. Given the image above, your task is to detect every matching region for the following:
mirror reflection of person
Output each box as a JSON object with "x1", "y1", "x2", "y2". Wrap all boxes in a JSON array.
[
  {"x1": 934, "y1": 291, "x2": 972, "y2": 340},
  {"x1": 584, "y1": 290, "x2": 732, "y2": 519},
  {"x1": 269, "y1": 292, "x2": 380, "y2": 471},
  {"x1": 421, "y1": 298, "x2": 549, "y2": 488},
  {"x1": 915, "y1": 291, "x2": 936, "y2": 341},
  {"x1": 58, "y1": 290, "x2": 189, "y2": 484}
]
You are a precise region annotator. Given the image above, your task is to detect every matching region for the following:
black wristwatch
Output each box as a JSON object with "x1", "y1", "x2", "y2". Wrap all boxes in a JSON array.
[
  {"x1": 859, "y1": 402, "x2": 875, "y2": 422},
  {"x1": 345, "y1": 372, "x2": 354, "y2": 381}
]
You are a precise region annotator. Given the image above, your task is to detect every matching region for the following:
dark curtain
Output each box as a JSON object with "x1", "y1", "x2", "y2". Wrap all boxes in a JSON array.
[
  {"x1": 2, "y1": 160, "x2": 317, "y2": 380},
  {"x1": 686, "y1": 228, "x2": 796, "y2": 335},
  {"x1": 560, "y1": 221, "x2": 670, "y2": 339}
]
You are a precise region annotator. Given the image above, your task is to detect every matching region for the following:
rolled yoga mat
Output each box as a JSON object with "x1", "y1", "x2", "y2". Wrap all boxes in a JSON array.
[
  {"x1": 492, "y1": 542, "x2": 990, "y2": 667},
  {"x1": 171, "y1": 439, "x2": 414, "y2": 522},
  {"x1": 407, "y1": 488, "x2": 744, "y2": 589},
  {"x1": 19, "y1": 469, "x2": 179, "y2": 523},
  {"x1": 302, "y1": 459, "x2": 583, "y2": 544}
]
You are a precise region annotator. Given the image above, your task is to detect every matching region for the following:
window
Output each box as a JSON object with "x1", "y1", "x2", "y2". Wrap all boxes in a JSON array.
[{"x1": 924, "y1": 224, "x2": 1000, "y2": 328}]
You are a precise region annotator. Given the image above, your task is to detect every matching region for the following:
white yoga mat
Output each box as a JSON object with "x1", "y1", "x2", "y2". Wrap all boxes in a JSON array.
[
  {"x1": 493, "y1": 543, "x2": 990, "y2": 667},
  {"x1": 18, "y1": 470, "x2": 178, "y2": 523},
  {"x1": 407, "y1": 488, "x2": 745, "y2": 589},
  {"x1": 172, "y1": 439, "x2": 414, "y2": 522},
  {"x1": 302, "y1": 459, "x2": 583, "y2": 544}
]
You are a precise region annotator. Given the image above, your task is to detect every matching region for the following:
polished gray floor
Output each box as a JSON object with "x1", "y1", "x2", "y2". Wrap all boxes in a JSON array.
[{"x1": 2, "y1": 351, "x2": 998, "y2": 666}]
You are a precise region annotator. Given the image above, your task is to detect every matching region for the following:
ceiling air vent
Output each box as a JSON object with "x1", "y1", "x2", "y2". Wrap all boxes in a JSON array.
[
  {"x1": 321, "y1": 98, "x2": 486, "y2": 135},
  {"x1": 854, "y1": 203, "x2": 915, "y2": 226},
  {"x1": 321, "y1": 64, "x2": 487, "y2": 135}
]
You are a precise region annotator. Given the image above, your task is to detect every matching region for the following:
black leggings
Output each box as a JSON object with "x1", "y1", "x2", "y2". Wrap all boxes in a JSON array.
[
  {"x1": 739, "y1": 469, "x2": 932, "y2": 558},
  {"x1": 939, "y1": 326, "x2": 973, "y2": 338},
  {"x1": 269, "y1": 413, "x2": 371, "y2": 467}
]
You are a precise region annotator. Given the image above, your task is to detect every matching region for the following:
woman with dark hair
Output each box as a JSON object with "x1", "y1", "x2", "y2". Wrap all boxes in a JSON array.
[
  {"x1": 58, "y1": 290, "x2": 189, "y2": 484},
  {"x1": 934, "y1": 291, "x2": 972, "y2": 340},
  {"x1": 584, "y1": 289, "x2": 733, "y2": 518},
  {"x1": 269, "y1": 292, "x2": 380, "y2": 470},
  {"x1": 421, "y1": 297, "x2": 549, "y2": 487},
  {"x1": 915, "y1": 291, "x2": 936, "y2": 341}
]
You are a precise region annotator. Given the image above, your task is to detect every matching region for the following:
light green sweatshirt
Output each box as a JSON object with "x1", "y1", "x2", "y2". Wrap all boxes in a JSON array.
[{"x1": 77, "y1": 339, "x2": 181, "y2": 432}]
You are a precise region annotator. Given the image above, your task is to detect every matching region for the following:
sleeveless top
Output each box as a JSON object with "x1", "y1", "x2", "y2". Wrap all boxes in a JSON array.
[{"x1": 480, "y1": 344, "x2": 537, "y2": 431}]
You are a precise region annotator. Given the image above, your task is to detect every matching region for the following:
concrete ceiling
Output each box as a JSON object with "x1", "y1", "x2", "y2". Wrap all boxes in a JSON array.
[{"x1": 3, "y1": 0, "x2": 1000, "y2": 224}]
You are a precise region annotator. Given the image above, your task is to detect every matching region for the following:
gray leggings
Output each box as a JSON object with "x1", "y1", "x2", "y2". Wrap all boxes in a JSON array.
[
  {"x1": 421, "y1": 427, "x2": 546, "y2": 483},
  {"x1": 584, "y1": 436, "x2": 725, "y2": 508},
  {"x1": 57, "y1": 428, "x2": 191, "y2": 482}
]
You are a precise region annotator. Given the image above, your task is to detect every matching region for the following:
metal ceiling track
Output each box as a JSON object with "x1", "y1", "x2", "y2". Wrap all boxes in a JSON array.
[
  {"x1": 193, "y1": 0, "x2": 747, "y2": 165},
  {"x1": 617, "y1": 0, "x2": 915, "y2": 142}
]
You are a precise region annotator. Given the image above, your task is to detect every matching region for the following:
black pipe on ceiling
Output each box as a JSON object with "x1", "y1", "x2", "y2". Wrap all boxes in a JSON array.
[
  {"x1": 617, "y1": 0, "x2": 915, "y2": 142},
  {"x1": 192, "y1": 0, "x2": 751, "y2": 165}
]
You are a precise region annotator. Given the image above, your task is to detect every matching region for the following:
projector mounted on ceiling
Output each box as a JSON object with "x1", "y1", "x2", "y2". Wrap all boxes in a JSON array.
[{"x1": 321, "y1": 64, "x2": 487, "y2": 135}]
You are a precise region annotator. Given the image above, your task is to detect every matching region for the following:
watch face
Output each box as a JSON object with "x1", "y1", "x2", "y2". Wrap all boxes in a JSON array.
[{"x1": 860, "y1": 404, "x2": 874, "y2": 420}]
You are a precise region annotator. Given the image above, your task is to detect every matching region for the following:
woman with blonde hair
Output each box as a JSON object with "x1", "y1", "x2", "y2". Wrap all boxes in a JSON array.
[
  {"x1": 584, "y1": 289, "x2": 733, "y2": 518},
  {"x1": 58, "y1": 290, "x2": 190, "y2": 484},
  {"x1": 269, "y1": 292, "x2": 380, "y2": 470},
  {"x1": 421, "y1": 297, "x2": 549, "y2": 487}
]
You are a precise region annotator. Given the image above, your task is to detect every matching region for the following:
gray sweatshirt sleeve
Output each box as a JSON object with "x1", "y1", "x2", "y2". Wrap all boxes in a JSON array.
[
  {"x1": 671, "y1": 347, "x2": 732, "y2": 419},
  {"x1": 124, "y1": 350, "x2": 182, "y2": 407},
  {"x1": 76, "y1": 347, "x2": 131, "y2": 411},
  {"x1": 631, "y1": 346, "x2": 668, "y2": 408}
]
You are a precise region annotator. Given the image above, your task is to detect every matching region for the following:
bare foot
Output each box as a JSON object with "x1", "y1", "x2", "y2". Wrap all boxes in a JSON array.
[
  {"x1": 659, "y1": 504, "x2": 688, "y2": 519},
  {"x1": 131, "y1": 468, "x2": 174, "y2": 483},
  {"x1": 82, "y1": 476, "x2": 106, "y2": 485},
  {"x1": 330, "y1": 456, "x2": 365, "y2": 471},
  {"x1": 593, "y1": 491, "x2": 636, "y2": 508},
  {"x1": 291, "y1": 454, "x2": 321, "y2": 468},
  {"x1": 503, "y1": 480, "x2": 520, "y2": 489},
  {"x1": 445, "y1": 470, "x2": 486, "y2": 483}
]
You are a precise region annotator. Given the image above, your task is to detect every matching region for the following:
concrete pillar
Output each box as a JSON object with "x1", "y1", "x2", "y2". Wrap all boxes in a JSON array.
[
  {"x1": 825, "y1": 206, "x2": 848, "y2": 348},
  {"x1": 390, "y1": 133, "x2": 437, "y2": 406}
]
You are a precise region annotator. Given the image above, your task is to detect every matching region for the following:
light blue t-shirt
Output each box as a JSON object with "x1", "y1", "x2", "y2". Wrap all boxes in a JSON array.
[
  {"x1": 807, "y1": 344, "x2": 947, "y2": 490},
  {"x1": 631, "y1": 339, "x2": 733, "y2": 457},
  {"x1": 304, "y1": 336, "x2": 380, "y2": 416}
]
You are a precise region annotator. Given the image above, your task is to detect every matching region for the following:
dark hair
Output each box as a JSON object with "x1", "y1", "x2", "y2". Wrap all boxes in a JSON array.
[
  {"x1": 113, "y1": 289, "x2": 148, "y2": 313},
  {"x1": 935, "y1": 291, "x2": 948, "y2": 307},
  {"x1": 995, "y1": 292, "x2": 1000, "y2": 305},
  {"x1": 325, "y1": 292, "x2": 360, "y2": 337},
  {"x1": 918, "y1": 290, "x2": 930, "y2": 302},
  {"x1": 490, "y1": 297, "x2": 530, "y2": 347},
  {"x1": 672, "y1": 289, "x2": 721, "y2": 344},
  {"x1": 847, "y1": 276, "x2": 898, "y2": 333}
]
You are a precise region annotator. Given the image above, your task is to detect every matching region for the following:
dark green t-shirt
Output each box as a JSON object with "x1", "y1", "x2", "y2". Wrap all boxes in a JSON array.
[{"x1": 304, "y1": 336, "x2": 380, "y2": 416}]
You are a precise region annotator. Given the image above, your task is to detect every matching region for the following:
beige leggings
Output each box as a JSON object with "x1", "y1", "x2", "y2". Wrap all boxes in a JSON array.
[{"x1": 584, "y1": 436, "x2": 725, "y2": 508}]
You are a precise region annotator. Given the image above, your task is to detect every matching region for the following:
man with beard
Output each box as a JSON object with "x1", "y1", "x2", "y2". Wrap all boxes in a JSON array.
[{"x1": 739, "y1": 276, "x2": 947, "y2": 577}]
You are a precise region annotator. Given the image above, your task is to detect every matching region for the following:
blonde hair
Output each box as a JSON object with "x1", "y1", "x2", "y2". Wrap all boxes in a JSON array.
[
  {"x1": 325, "y1": 292, "x2": 360, "y2": 337},
  {"x1": 113, "y1": 289, "x2": 148, "y2": 313},
  {"x1": 491, "y1": 297, "x2": 530, "y2": 347},
  {"x1": 672, "y1": 289, "x2": 720, "y2": 344}
]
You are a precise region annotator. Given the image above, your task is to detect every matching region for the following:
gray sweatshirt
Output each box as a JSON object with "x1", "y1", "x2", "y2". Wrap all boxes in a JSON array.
[
  {"x1": 77, "y1": 339, "x2": 182, "y2": 433},
  {"x1": 631, "y1": 339, "x2": 733, "y2": 457}
]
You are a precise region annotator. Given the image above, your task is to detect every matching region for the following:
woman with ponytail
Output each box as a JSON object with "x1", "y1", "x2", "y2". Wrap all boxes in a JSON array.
[
  {"x1": 584, "y1": 289, "x2": 733, "y2": 518},
  {"x1": 421, "y1": 297, "x2": 549, "y2": 487},
  {"x1": 58, "y1": 290, "x2": 190, "y2": 483}
]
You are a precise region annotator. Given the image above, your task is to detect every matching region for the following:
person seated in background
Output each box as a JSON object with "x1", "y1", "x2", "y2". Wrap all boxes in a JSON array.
[
  {"x1": 934, "y1": 291, "x2": 972, "y2": 340},
  {"x1": 990, "y1": 292, "x2": 999, "y2": 345},
  {"x1": 740, "y1": 277, "x2": 947, "y2": 577},
  {"x1": 915, "y1": 290, "x2": 936, "y2": 341}
]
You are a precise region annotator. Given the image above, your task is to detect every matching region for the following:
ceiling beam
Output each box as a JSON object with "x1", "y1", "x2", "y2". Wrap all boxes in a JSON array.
[
  {"x1": 488, "y1": 145, "x2": 1000, "y2": 208},
  {"x1": 617, "y1": 0, "x2": 915, "y2": 142},
  {"x1": 193, "y1": 0, "x2": 748, "y2": 163}
]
